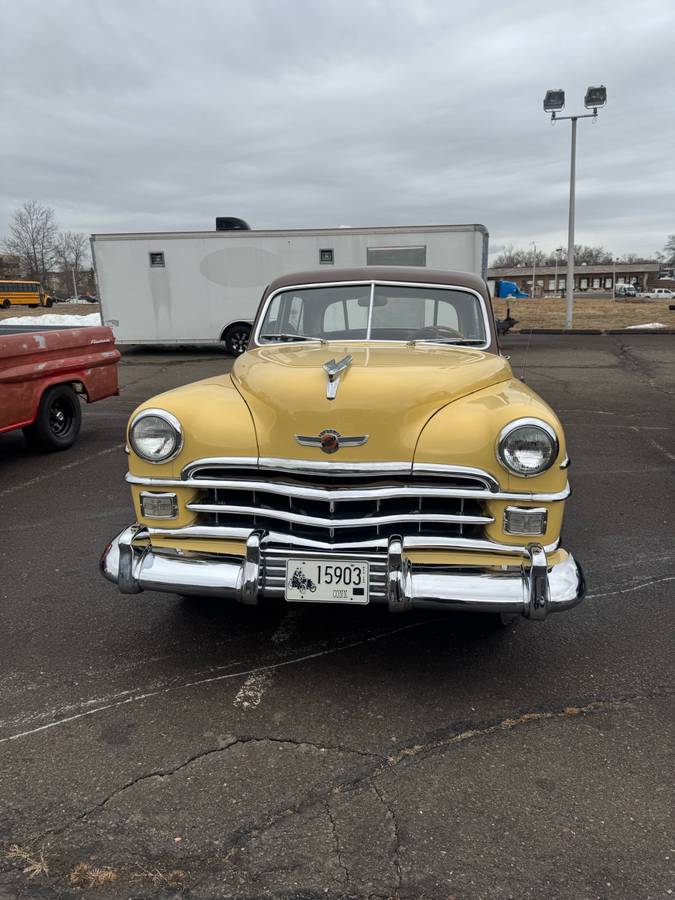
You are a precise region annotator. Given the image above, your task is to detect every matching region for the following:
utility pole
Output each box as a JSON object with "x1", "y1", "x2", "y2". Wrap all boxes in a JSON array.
[
  {"x1": 531, "y1": 242, "x2": 537, "y2": 298},
  {"x1": 543, "y1": 86, "x2": 607, "y2": 327}
]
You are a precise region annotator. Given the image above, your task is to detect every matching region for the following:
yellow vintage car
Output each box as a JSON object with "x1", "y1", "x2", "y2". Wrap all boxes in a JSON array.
[{"x1": 101, "y1": 267, "x2": 585, "y2": 622}]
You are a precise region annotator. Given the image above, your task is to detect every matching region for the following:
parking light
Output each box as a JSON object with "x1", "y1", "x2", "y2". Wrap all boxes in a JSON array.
[
  {"x1": 504, "y1": 507, "x2": 548, "y2": 536},
  {"x1": 140, "y1": 492, "x2": 178, "y2": 519}
]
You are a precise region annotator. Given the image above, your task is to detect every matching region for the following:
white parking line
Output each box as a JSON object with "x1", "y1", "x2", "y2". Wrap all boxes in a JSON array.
[
  {"x1": 0, "y1": 620, "x2": 433, "y2": 744},
  {"x1": 233, "y1": 671, "x2": 274, "y2": 710},
  {"x1": 233, "y1": 610, "x2": 304, "y2": 710},
  {"x1": 0, "y1": 443, "x2": 125, "y2": 497}
]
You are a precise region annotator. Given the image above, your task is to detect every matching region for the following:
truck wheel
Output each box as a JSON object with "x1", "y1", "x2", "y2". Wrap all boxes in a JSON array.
[
  {"x1": 2, "y1": 299, "x2": 10, "y2": 308},
  {"x1": 224, "y1": 324, "x2": 251, "y2": 356},
  {"x1": 45, "y1": 297, "x2": 54, "y2": 308},
  {"x1": 22, "y1": 385, "x2": 82, "y2": 452}
]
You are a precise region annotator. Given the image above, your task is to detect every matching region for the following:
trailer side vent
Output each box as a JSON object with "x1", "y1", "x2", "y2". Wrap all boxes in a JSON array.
[
  {"x1": 149, "y1": 252, "x2": 165, "y2": 268},
  {"x1": 215, "y1": 217, "x2": 251, "y2": 231},
  {"x1": 367, "y1": 246, "x2": 427, "y2": 267},
  {"x1": 319, "y1": 248, "x2": 334, "y2": 264}
]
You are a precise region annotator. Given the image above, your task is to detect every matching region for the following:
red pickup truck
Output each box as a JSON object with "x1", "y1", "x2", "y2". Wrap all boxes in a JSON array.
[{"x1": 0, "y1": 324, "x2": 120, "y2": 451}]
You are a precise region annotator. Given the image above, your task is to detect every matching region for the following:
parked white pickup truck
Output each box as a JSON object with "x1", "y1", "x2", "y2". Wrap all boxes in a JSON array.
[{"x1": 640, "y1": 287, "x2": 675, "y2": 300}]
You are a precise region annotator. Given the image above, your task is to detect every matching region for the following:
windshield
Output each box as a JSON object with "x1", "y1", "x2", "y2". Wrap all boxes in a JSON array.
[{"x1": 258, "y1": 283, "x2": 487, "y2": 345}]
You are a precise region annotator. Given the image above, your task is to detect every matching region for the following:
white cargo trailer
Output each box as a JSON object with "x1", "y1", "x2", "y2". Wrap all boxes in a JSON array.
[{"x1": 91, "y1": 223, "x2": 488, "y2": 354}]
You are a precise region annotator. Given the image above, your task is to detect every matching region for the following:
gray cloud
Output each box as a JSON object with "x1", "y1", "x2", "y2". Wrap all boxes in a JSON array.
[{"x1": 2, "y1": 0, "x2": 673, "y2": 258}]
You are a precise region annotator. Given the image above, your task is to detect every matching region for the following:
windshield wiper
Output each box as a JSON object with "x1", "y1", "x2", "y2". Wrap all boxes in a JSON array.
[
  {"x1": 408, "y1": 338, "x2": 484, "y2": 346},
  {"x1": 260, "y1": 333, "x2": 326, "y2": 344}
]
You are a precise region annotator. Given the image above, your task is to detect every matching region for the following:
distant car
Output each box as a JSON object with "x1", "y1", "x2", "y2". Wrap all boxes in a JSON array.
[
  {"x1": 78, "y1": 294, "x2": 97, "y2": 303},
  {"x1": 640, "y1": 287, "x2": 674, "y2": 300},
  {"x1": 615, "y1": 285, "x2": 637, "y2": 298}
]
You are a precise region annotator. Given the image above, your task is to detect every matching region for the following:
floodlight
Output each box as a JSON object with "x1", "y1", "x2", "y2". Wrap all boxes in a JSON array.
[
  {"x1": 584, "y1": 85, "x2": 607, "y2": 109},
  {"x1": 543, "y1": 90, "x2": 565, "y2": 112}
]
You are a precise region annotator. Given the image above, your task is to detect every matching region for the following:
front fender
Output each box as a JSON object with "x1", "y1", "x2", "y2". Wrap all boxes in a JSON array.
[{"x1": 414, "y1": 379, "x2": 569, "y2": 547}]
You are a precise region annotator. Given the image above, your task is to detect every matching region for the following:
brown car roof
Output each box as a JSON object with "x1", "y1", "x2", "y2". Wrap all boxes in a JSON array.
[{"x1": 265, "y1": 266, "x2": 488, "y2": 295}]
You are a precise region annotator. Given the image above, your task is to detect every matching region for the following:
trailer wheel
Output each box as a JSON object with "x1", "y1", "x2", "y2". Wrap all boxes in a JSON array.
[
  {"x1": 23, "y1": 384, "x2": 82, "y2": 452},
  {"x1": 223, "y1": 324, "x2": 251, "y2": 356}
]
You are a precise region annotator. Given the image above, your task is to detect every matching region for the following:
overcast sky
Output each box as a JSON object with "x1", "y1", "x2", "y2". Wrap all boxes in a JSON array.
[{"x1": 2, "y1": 0, "x2": 674, "y2": 259}]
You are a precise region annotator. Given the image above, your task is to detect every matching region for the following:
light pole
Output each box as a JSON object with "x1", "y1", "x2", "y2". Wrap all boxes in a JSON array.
[
  {"x1": 530, "y1": 241, "x2": 537, "y2": 298},
  {"x1": 543, "y1": 86, "x2": 607, "y2": 328},
  {"x1": 612, "y1": 257, "x2": 616, "y2": 301},
  {"x1": 554, "y1": 246, "x2": 563, "y2": 297}
]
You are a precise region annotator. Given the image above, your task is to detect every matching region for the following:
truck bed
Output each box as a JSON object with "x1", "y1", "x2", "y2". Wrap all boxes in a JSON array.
[{"x1": 0, "y1": 325, "x2": 120, "y2": 433}]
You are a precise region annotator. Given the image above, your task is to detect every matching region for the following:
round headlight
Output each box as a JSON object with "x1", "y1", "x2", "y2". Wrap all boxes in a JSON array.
[
  {"x1": 497, "y1": 419, "x2": 558, "y2": 477},
  {"x1": 129, "y1": 409, "x2": 183, "y2": 463}
]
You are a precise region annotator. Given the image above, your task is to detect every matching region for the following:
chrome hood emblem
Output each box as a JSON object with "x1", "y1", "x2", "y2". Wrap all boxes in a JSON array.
[
  {"x1": 323, "y1": 354, "x2": 352, "y2": 400},
  {"x1": 295, "y1": 429, "x2": 368, "y2": 454}
]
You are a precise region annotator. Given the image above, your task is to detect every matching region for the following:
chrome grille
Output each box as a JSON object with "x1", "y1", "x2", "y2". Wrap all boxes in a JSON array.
[{"x1": 184, "y1": 466, "x2": 494, "y2": 546}]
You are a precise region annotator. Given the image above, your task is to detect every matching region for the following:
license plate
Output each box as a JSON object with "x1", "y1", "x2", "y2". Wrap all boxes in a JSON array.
[{"x1": 285, "y1": 559, "x2": 369, "y2": 604}]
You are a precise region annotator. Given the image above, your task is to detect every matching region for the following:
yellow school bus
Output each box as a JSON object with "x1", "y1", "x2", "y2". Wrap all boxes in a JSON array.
[{"x1": 0, "y1": 280, "x2": 54, "y2": 309}]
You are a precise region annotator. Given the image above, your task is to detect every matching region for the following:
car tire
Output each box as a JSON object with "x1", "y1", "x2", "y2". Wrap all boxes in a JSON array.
[
  {"x1": 22, "y1": 384, "x2": 82, "y2": 452},
  {"x1": 224, "y1": 324, "x2": 251, "y2": 357}
]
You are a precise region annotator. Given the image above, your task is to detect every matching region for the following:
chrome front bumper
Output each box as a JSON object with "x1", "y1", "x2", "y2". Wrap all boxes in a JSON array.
[{"x1": 100, "y1": 526, "x2": 585, "y2": 619}]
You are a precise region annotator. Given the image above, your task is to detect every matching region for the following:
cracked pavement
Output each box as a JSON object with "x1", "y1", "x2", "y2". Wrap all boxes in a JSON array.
[{"x1": 0, "y1": 335, "x2": 673, "y2": 899}]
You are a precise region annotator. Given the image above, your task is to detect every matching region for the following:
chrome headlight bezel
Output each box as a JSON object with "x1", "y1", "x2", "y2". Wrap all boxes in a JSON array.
[
  {"x1": 496, "y1": 418, "x2": 559, "y2": 478},
  {"x1": 128, "y1": 408, "x2": 183, "y2": 464}
]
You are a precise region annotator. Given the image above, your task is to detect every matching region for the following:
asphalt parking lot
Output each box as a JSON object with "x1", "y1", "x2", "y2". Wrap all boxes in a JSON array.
[{"x1": 1, "y1": 334, "x2": 673, "y2": 900}]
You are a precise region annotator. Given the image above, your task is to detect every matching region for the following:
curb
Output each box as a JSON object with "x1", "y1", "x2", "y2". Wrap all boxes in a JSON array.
[{"x1": 506, "y1": 328, "x2": 675, "y2": 336}]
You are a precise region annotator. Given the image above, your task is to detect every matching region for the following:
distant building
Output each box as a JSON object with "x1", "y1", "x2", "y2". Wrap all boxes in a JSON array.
[{"x1": 487, "y1": 261, "x2": 660, "y2": 297}]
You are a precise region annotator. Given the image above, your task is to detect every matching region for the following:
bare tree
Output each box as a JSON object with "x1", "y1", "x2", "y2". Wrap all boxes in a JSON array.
[
  {"x1": 663, "y1": 235, "x2": 675, "y2": 264},
  {"x1": 3, "y1": 201, "x2": 58, "y2": 281},
  {"x1": 53, "y1": 231, "x2": 90, "y2": 295}
]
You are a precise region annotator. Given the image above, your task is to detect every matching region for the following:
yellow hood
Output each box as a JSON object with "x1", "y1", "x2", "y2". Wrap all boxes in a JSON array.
[{"x1": 232, "y1": 342, "x2": 511, "y2": 461}]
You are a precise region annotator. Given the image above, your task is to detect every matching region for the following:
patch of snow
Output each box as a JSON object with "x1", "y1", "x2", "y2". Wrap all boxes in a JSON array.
[
  {"x1": 1, "y1": 312, "x2": 102, "y2": 327},
  {"x1": 625, "y1": 322, "x2": 666, "y2": 330}
]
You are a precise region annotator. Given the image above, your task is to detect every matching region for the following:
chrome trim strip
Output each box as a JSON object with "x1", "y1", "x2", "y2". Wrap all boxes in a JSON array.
[
  {"x1": 184, "y1": 501, "x2": 494, "y2": 528},
  {"x1": 560, "y1": 455, "x2": 571, "y2": 469},
  {"x1": 128, "y1": 472, "x2": 571, "y2": 503},
  {"x1": 261, "y1": 458, "x2": 411, "y2": 476},
  {"x1": 411, "y1": 464, "x2": 499, "y2": 491},
  {"x1": 252, "y1": 279, "x2": 492, "y2": 351},
  {"x1": 129, "y1": 408, "x2": 184, "y2": 465},
  {"x1": 143, "y1": 523, "x2": 560, "y2": 555},
  {"x1": 180, "y1": 458, "x2": 500, "y2": 484}
]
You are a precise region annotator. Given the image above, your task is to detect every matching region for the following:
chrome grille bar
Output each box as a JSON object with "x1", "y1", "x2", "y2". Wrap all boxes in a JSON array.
[{"x1": 185, "y1": 501, "x2": 493, "y2": 529}]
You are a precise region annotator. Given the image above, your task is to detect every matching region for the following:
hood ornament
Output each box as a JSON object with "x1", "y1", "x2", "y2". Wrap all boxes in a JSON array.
[
  {"x1": 295, "y1": 429, "x2": 368, "y2": 454},
  {"x1": 323, "y1": 355, "x2": 352, "y2": 400}
]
